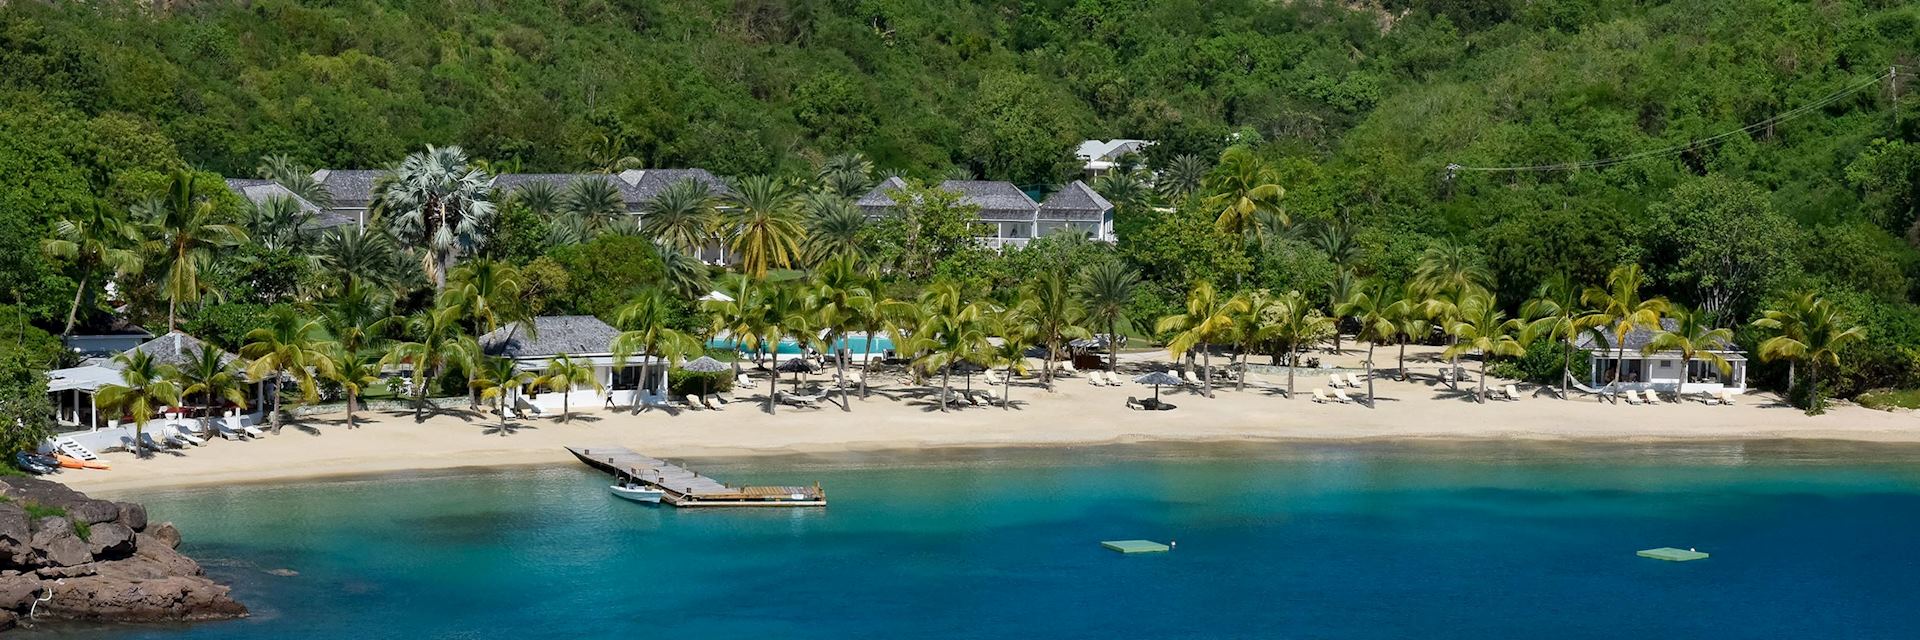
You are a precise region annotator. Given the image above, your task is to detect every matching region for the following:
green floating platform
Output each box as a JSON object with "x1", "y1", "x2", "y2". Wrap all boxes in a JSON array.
[
  {"x1": 1638, "y1": 547, "x2": 1709, "y2": 562},
  {"x1": 1101, "y1": 540, "x2": 1171, "y2": 554}
]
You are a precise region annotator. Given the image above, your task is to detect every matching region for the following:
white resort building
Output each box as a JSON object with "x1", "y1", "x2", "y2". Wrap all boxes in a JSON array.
[
  {"x1": 1076, "y1": 139, "x2": 1151, "y2": 177},
  {"x1": 46, "y1": 331, "x2": 272, "y2": 453},
  {"x1": 1575, "y1": 319, "x2": 1749, "y2": 394},
  {"x1": 478, "y1": 315, "x2": 671, "y2": 413},
  {"x1": 856, "y1": 178, "x2": 1117, "y2": 249}
]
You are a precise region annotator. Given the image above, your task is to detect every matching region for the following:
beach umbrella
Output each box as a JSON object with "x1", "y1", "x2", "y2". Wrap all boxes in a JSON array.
[
  {"x1": 682, "y1": 356, "x2": 728, "y2": 398},
  {"x1": 776, "y1": 357, "x2": 817, "y2": 391},
  {"x1": 1133, "y1": 371, "x2": 1183, "y2": 403}
]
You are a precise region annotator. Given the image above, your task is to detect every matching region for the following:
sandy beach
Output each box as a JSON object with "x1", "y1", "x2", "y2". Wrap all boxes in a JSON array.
[{"x1": 57, "y1": 345, "x2": 1917, "y2": 496}]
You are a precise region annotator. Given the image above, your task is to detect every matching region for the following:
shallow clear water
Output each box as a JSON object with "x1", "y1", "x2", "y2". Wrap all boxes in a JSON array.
[{"x1": 30, "y1": 441, "x2": 1920, "y2": 639}]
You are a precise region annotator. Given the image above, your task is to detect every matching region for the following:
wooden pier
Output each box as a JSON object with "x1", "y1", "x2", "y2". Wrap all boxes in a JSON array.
[{"x1": 566, "y1": 446, "x2": 826, "y2": 507}]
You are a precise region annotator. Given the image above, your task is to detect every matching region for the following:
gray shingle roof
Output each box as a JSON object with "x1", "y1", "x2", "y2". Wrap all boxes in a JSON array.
[
  {"x1": 480, "y1": 316, "x2": 621, "y2": 358},
  {"x1": 492, "y1": 173, "x2": 618, "y2": 193},
  {"x1": 1575, "y1": 318, "x2": 1740, "y2": 352},
  {"x1": 615, "y1": 169, "x2": 733, "y2": 206},
  {"x1": 114, "y1": 331, "x2": 241, "y2": 371},
  {"x1": 310, "y1": 169, "x2": 387, "y2": 209},
  {"x1": 226, "y1": 178, "x2": 356, "y2": 229},
  {"x1": 856, "y1": 178, "x2": 1039, "y2": 221},
  {"x1": 1039, "y1": 181, "x2": 1114, "y2": 221}
]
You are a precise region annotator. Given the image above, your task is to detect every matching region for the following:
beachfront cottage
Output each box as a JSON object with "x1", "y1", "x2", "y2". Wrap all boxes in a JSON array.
[
  {"x1": 857, "y1": 178, "x2": 1118, "y2": 249},
  {"x1": 1075, "y1": 139, "x2": 1151, "y2": 177},
  {"x1": 478, "y1": 315, "x2": 670, "y2": 413},
  {"x1": 1575, "y1": 319, "x2": 1749, "y2": 394},
  {"x1": 46, "y1": 331, "x2": 272, "y2": 453},
  {"x1": 1037, "y1": 181, "x2": 1117, "y2": 242}
]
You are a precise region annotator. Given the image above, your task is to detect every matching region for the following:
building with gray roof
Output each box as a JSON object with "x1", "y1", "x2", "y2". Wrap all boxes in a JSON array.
[
  {"x1": 1574, "y1": 319, "x2": 1747, "y2": 394},
  {"x1": 858, "y1": 178, "x2": 1117, "y2": 249},
  {"x1": 478, "y1": 316, "x2": 673, "y2": 412}
]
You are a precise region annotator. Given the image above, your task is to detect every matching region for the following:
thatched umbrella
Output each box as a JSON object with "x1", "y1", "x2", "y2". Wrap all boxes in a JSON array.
[
  {"x1": 776, "y1": 357, "x2": 816, "y2": 392},
  {"x1": 683, "y1": 356, "x2": 728, "y2": 399},
  {"x1": 1133, "y1": 371, "x2": 1183, "y2": 404}
]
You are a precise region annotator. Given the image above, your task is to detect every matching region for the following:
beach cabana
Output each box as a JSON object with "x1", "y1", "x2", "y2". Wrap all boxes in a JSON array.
[
  {"x1": 1576, "y1": 319, "x2": 1748, "y2": 394},
  {"x1": 46, "y1": 331, "x2": 270, "y2": 454},
  {"x1": 480, "y1": 316, "x2": 669, "y2": 411}
]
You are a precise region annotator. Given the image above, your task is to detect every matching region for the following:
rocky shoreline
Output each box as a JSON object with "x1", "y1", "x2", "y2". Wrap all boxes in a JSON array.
[{"x1": 0, "y1": 477, "x2": 245, "y2": 631}]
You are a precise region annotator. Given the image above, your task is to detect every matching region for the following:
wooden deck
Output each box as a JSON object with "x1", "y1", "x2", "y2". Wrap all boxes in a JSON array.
[{"x1": 566, "y1": 446, "x2": 826, "y2": 507}]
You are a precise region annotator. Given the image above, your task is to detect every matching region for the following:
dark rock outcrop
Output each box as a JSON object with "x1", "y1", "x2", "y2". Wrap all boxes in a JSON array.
[{"x1": 0, "y1": 478, "x2": 245, "y2": 630}]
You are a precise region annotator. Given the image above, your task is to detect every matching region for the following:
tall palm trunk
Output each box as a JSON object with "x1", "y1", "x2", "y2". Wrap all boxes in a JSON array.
[
  {"x1": 1200, "y1": 344, "x2": 1213, "y2": 398},
  {"x1": 1044, "y1": 342, "x2": 1058, "y2": 391},
  {"x1": 63, "y1": 267, "x2": 90, "y2": 336},
  {"x1": 859, "y1": 333, "x2": 872, "y2": 400},
  {"x1": 1447, "y1": 335, "x2": 1460, "y2": 390},
  {"x1": 833, "y1": 333, "x2": 850, "y2": 412},
  {"x1": 497, "y1": 395, "x2": 508, "y2": 435},
  {"x1": 765, "y1": 333, "x2": 779, "y2": 415},
  {"x1": 1365, "y1": 342, "x2": 1377, "y2": 407},
  {"x1": 1396, "y1": 338, "x2": 1408, "y2": 381},
  {"x1": 939, "y1": 366, "x2": 952, "y2": 413},
  {"x1": 1560, "y1": 336, "x2": 1574, "y2": 399},
  {"x1": 1001, "y1": 374, "x2": 1012, "y2": 410},
  {"x1": 269, "y1": 372, "x2": 284, "y2": 433},
  {"x1": 346, "y1": 391, "x2": 357, "y2": 428},
  {"x1": 1286, "y1": 343, "x2": 1299, "y2": 398},
  {"x1": 1476, "y1": 351, "x2": 1489, "y2": 403},
  {"x1": 1107, "y1": 321, "x2": 1119, "y2": 375},
  {"x1": 1235, "y1": 346, "x2": 1248, "y2": 392}
]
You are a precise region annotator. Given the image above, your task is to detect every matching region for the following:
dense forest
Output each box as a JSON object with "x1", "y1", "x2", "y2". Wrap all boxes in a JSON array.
[{"x1": 3, "y1": 0, "x2": 1920, "y2": 436}]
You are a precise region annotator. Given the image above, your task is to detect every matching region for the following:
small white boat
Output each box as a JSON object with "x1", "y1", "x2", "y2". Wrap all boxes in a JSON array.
[{"x1": 609, "y1": 483, "x2": 664, "y2": 504}]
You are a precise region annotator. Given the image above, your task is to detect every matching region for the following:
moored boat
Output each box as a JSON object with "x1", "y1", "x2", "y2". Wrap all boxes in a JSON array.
[{"x1": 609, "y1": 483, "x2": 664, "y2": 503}]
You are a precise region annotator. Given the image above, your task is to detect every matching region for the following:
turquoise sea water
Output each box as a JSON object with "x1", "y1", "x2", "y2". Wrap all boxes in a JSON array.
[{"x1": 28, "y1": 441, "x2": 1920, "y2": 639}]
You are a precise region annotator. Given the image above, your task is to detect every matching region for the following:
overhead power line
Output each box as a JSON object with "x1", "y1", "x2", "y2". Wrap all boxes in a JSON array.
[{"x1": 1446, "y1": 66, "x2": 1907, "y2": 178}]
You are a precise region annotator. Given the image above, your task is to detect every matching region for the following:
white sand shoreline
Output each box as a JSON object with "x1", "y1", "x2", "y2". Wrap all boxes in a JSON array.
[{"x1": 58, "y1": 351, "x2": 1919, "y2": 497}]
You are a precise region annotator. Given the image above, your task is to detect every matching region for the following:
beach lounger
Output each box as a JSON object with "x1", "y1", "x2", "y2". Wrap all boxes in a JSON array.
[
  {"x1": 1504, "y1": 384, "x2": 1521, "y2": 401},
  {"x1": 735, "y1": 375, "x2": 756, "y2": 389},
  {"x1": 705, "y1": 395, "x2": 726, "y2": 410},
  {"x1": 1696, "y1": 392, "x2": 1722, "y2": 405},
  {"x1": 1108, "y1": 372, "x2": 1125, "y2": 387},
  {"x1": 1333, "y1": 388, "x2": 1357, "y2": 403},
  {"x1": 1087, "y1": 371, "x2": 1105, "y2": 386},
  {"x1": 984, "y1": 370, "x2": 1003, "y2": 386},
  {"x1": 1622, "y1": 390, "x2": 1643, "y2": 405},
  {"x1": 1720, "y1": 390, "x2": 1739, "y2": 405},
  {"x1": 170, "y1": 424, "x2": 206, "y2": 446},
  {"x1": 980, "y1": 389, "x2": 999, "y2": 405},
  {"x1": 1182, "y1": 371, "x2": 1203, "y2": 387},
  {"x1": 684, "y1": 394, "x2": 705, "y2": 410},
  {"x1": 1126, "y1": 396, "x2": 1144, "y2": 410},
  {"x1": 137, "y1": 431, "x2": 172, "y2": 451},
  {"x1": 1312, "y1": 388, "x2": 1340, "y2": 404},
  {"x1": 1638, "y1": 390, "x2": 1661, "y2": 405}
]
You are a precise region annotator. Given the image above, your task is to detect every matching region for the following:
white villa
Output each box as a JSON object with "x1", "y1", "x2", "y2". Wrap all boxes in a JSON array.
[
  {"x1": 1076, "y1": 139, "x2": 1151, "y2": 177},
  {"x1": 1575, "y1": 319, "x2": 1749, "y2": 394},
  {"x1": 46, "y1": 331, "x2": 273, "y2": 453},
  {"x1": 477, "y1": 315, "x2": 672, "y2": 413},
  {"x1": 855, "y1": 178, "x2": 1117, "y2": 249}
]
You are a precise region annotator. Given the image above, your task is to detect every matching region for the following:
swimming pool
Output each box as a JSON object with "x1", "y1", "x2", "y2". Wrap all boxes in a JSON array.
[{"x1": 706, "y1": 333, "x2": 894, "y2": 357}]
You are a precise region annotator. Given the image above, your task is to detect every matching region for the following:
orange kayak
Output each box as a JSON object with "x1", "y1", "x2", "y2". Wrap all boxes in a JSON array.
[{"x1": 54, "y1": 454, "x2": 109, "y2": 470}]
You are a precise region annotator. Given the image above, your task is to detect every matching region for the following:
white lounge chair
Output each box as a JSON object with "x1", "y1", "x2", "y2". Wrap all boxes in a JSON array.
[
  {"x1": 1638, "y1": 390, "x2": 1662, "y2": 405},
  {"x1": 1720, "y1": 390, "x2": 1739, "y2": 405},
  {"x1": 170, "y1": 424, "x2": 206, "y2": 446},
  {"x1": 1504, "y1": 384, "x2": 1521, "y2": 401},
  {"x1": 1059, "y1": 361, "x2": 1078, "y2": 376},
  {"x1": 1327, "y1": 376, "x2": 1345, "y2": 389},
  {"x1": 1087, "y1": 371, "x2": 1106, "y2": 386},
  {"x1": 1622, "y1": 390, "x2": 1643, "y2": 405},
  {"x1": 705, "y1": 395, "x2": 725, "y2": 410},
  {"x1": 983, "y1": 370, "x2": 1003, "y2": 386},
  {"x1": 137, "y1": 431, "x2": 172, "y2": 451},
  {"x1": 980, "y1": 389, "x2": 1000, "y2": 404},
  {"x1": 1696, "y1": 391, "x2": 1722, "y2": 405},
  {"x1": 683, "y1": 394, "x2": 705, "y2": 410},
  {"x1": 1333, "y1": 388, "x2": 1358, "y2": 403},
  {"x1": 1311, "y1": 388, "x2": 1331, "y2": 403},
  {"x1": 735, "y1": 375, "x2": 756, "y2": 389},
  {"x1": 1183, "y1": 371, "x2": 1204, "y2": 387},
  {"x1": 1107, "y1": 372, "x2": 1125, "y2": 387}
]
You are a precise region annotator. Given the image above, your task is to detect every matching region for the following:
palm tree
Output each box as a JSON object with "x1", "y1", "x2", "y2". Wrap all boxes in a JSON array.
[
  {"x1": 1520, "y1": 273, "x2": 1591, "y2": 400},
  {"x1": 241, "y1": 195, "x2": 315, "y2": 252},
  {"x1": 801, "y1": 195, "x2": 868, "y2": 266},
  {"x1": 816, "y1": 153, "x2": 875, "y2": 197},
  {"x1": 255, "y1": 154, "x2": 333, "y2": 208},
  {"x1": 1092, "y1": 170, "x2": 1154, "y2": 213},
  {"x1": 562, "y1": 177, "x2": 627, "y2": 235},
  {"x1": 444, "y1": 259, "x2": 528, "y2": 336},
  {"x1": 377, "y1": 145, "x2": 495, "y2": 290},
  {"x1": 808, "y1": 256, "x2": 871, "y2": 410},
  {"x1": 722, "y1": 175, "x2": 804, "y2": 278},
  {"x1": 1385, "y1": 290, "x2": 1430, "y2": 381},
  {"x1": 381, "y1": 305, "x2": 470, "y2": 422},
  {"x1": 1157, "y1": 154, "x2": 1210, "y2": 201},
  {"x1": 173, "y1": 344, "x2": 248, "y2": 436},
  {"x1": 1325, "y1": 268, "x2": 1359, "y2": 353},
  {"x1": 1265, "y1": 290, "x2": 1334, "y2": 398},
  {"x1": 1156, "y1": 281, "x2": 1245, "y2": 399},
  {"x1": 907, "y1": 282, "x2": 989, "y2": 412},
  {"x1": 1644, "y1": 305, "x2": 1735, "y2": 401},
  {"x1": 1074, "y1": 261, "x2": 1140, "y2": 374},
  {"x1": 1580, "y1": 264, "x2": 1669, "y2": 390},
  {"x1": 985, "y1": 308, "x2": 1036, "y2": 409},
  {"x1": 1753, "y1": 293, "x2": 1865, "y2": 413},
  {"x1": 1751, "y1": 291, "x2": 1816, "y2": 396},
  {"x1": 94, "y1": 351, "x2": 180, "y2": 456},
  {"x1": 641, "y1": 178, "x2": 720, "y2": 254},
  {"x1": 143, "y1": 170, "x2": 249, "y2": 330},
  {"x1": 1017, "y1": 271, "x2": 1091, "y2": 391},
  {"x1": 42, "y1": 198, "x2": 143, "y2": 335},
  {"x1": 1339, "y1": 280, "x2": 1398, "y2": 406},
  {"x1": 1410, "y1": 241, "x2": 1494, "y2": 298},
  {"x1": 321, "y1": 287, "x2": 398, "y2": 356},
  {"x1": 1202, "y1": 146, "x2": 1286, "y2": 243},
  {"x1": 316, "y1": 225, "x2": 408, "y2": 299},
  {"x1": 1224, "y1": 290, "x2": 1274, "y2": 392},
  {"x1": 469, "y1": 356, "x2": 533, "y2": 435},
  {"x1": 612, "y1": 289, "x2": 699, "y2": 414},
  {"x1": 704, "y1": 274, "x2": 776, "y2": 401},
  {"x1": 240, "y1": 306, "x2": 335, "y2": 433},
  {"x1": 1443, "y1": 292, "x2": 1529, "y2": 403},
  {"x1": 325, "y1": 345, "x2": 383, "y2": 428},
  {"x1": 510, "y1": 181, "x2": 562, "y2": 221},
  {"x1": 532, "y1": 354, "x2": 601, "y2": 423}
]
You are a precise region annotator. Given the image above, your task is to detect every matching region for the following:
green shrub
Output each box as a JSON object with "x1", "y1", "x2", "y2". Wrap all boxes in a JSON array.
[
  {"x1": 23, "y1": 502, "x2": 66, "y2": 519},
  {"x1": 1486, "y1": 340, "x2": 1590, "y2": 385},
  {"x1": 668, "y1": 369, "x2": 735, "y2": 397}
]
